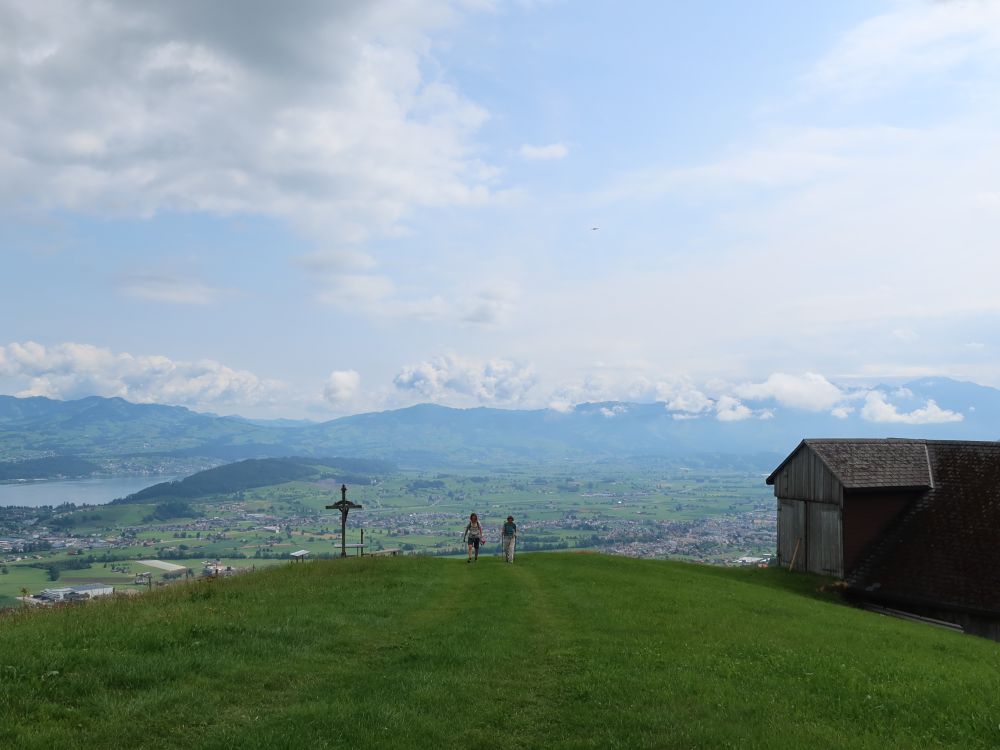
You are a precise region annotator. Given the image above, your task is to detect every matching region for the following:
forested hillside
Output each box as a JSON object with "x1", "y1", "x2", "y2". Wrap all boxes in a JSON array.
[
  {"x1": 0, "y1": 456, "x2": 100, "y2": 480},
  {"x1": 116, "y1": 456, "x2": 395, "y2": 503}
]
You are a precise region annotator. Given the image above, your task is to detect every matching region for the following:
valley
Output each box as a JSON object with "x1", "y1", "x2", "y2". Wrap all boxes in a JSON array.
[{"x1": 0, "y1": 457, "x2": 775, "y2": 607}]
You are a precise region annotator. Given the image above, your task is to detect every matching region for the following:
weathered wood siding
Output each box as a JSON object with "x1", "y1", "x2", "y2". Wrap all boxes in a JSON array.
[
  {"x1": 777, "y1": 498, "x2": 805, "y2": 568},
  {"x1": 773, "y1": 446, "x2": 845, "y2": 576},
  {"x1": 776, "y1": 497, "x2": 843, "y2": 576},
  {"x1": 771, "y1": 448, "x2": 843, "y2": 505},
  {"x1": 807, "y1": 502, "x2": 843, "y2": 577}
]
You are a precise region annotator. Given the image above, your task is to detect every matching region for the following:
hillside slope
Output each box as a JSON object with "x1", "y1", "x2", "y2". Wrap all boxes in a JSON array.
[
  {"x1": 1, "y1": 555, "x2": 998, "y2": 749},
  {"x1": 115, "y1": 456, "x2": 395, "y2": 503}
]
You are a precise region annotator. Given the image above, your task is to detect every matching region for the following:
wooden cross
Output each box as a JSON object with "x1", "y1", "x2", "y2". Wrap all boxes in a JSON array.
[{"x1": 326, "y1": 484, "x2": 363, "y2": 558}]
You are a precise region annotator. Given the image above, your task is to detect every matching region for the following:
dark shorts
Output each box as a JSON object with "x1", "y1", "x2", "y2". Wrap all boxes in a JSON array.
[{"x1": 467, "y1": 537, "x2": 480, "y2": 550}]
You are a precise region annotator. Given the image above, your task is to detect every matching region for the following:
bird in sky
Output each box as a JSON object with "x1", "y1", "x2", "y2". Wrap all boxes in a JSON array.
[{"x1": 591, "y1": 226, "x2": 599, "y2": 231}]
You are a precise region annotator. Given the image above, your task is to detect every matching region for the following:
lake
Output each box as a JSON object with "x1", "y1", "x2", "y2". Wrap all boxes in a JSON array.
[{"x1": 0, "y1": 476, "x2": 179, "y2": 508}]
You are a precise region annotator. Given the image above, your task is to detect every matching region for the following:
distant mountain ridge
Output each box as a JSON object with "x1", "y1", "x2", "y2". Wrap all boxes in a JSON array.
[{"x1": 0, "y1": 377, "x2": 997, "y2": 468}]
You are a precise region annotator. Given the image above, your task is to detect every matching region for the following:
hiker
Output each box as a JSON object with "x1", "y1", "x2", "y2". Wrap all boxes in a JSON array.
[
  {"x1": 501, "y1": 515, "x2": 517, "y2": 563},
  {"x1": 463, "y1": 512, "x2": 484, "y2": 563}
]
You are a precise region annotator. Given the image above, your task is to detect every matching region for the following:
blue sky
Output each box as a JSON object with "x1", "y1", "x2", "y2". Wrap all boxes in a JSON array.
[{"x1": 2, "y1": 0, "x2": 1000, "y2": 424}]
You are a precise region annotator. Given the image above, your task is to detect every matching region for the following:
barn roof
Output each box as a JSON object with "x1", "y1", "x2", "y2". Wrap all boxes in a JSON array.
[
  {"x1": 71, "y1": 583, "x2": 112, "y2": 592},
  {"x1": 847, "y1": 440, "x2": 1000, "y2": 615},
  {"x1": 766, "y1": 438, "x2": 934, "y2": 489}
]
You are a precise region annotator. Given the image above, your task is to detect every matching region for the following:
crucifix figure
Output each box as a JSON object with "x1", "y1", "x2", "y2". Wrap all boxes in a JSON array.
[{"x1": 326, "y1": 484, "x2": 363, "y2": 558}]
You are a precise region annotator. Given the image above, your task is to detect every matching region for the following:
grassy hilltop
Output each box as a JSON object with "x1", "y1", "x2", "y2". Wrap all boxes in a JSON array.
[{"x1": 1, "y1": 555, "x2": 999, "y2": 749}]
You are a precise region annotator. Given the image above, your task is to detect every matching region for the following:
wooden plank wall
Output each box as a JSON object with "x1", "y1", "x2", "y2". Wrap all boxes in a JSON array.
[
  {"x1": 774, "y1": 446, "x2": 845, "y2": 576},
  {"x1": 807, "y1": 503, "x2": 843, "y2": 577},
  {"x1": 777, "y1": 499, "x2": 805, "y2": 569},
  {"x1": 772, "y1": 447, "x2": 843, "y2": 505}
]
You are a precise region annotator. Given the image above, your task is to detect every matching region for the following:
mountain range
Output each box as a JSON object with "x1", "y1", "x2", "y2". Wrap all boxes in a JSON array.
[{"x1": 0, "y1": 377, "x2": 996, "y2": 469}]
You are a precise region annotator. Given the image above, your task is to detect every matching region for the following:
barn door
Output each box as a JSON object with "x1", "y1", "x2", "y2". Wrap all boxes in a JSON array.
[
  {"x1": 777, "y1": 498, "x2": 805, "y2": 569},
  {"x1": 806, "y1": 503, "x2": 842, "y2": 577}
]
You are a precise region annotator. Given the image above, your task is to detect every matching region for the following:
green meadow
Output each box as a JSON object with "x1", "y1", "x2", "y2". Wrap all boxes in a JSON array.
[{"x1": 1, "y1": 554, "x2": 998, "y2": 749}]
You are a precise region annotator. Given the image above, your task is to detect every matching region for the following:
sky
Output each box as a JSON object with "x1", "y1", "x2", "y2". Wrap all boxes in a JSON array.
[{"x1": 2, "y1": 0, "x2": 1000, "y2": 422}]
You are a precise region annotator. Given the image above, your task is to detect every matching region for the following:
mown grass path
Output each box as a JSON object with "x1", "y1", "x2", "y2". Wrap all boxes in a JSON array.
[{"x1": 1, "y1": 554, "x2": 999, "y2": 749}]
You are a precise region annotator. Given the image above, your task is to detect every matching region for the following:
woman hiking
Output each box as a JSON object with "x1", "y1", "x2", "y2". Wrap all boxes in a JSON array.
[{"x1": 463, "y1": 512, "x2": 484, "y2": 563}]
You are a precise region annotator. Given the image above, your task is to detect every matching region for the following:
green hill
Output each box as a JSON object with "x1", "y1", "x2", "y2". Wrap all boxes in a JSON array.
[
  {"x1": 0, "y1": 456, "x2": 100, "y2": 480},
  {"x1": 115, "y1": 456, "x2": 395, "y2": 503},
  {"x1": 1, "y1": 555, "x2": 998, "y2": 749}
]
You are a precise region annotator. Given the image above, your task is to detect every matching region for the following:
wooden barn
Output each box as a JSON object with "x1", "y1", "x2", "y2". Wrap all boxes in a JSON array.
[{"x1": 767, "y1": 439, "x2": 1000, "y2": 640}]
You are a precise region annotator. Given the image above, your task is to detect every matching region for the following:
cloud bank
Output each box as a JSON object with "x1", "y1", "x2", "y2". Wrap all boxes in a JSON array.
[
  {"x1": 0, "y1": 341, "x2": 282, "y2": 409},
  {"x1": 0, "y1": 0, "x2": 494, "y2": 241},
  {"x1": 393, "y1": 354, "x2": 537, "y2": 406},
  {"x1": 734, "y1": 372, "x2": 844, "y2": 412},
  {"x1": 0, "y1": 341, "x2": 974, "y2": 427},
  {"x1": 860, "y1": 391, "x2": 963, "y2": 425}
]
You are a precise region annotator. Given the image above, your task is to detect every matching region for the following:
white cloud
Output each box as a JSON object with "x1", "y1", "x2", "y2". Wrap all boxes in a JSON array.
[
  {"x1": 734, "y1": 372, "x2": 844, "y2": 412},
  {"x1": 0, "y1": 1, "x2": 495, "y2": 241},
  {"x1": 807, "y1": 1, "x2": 1000, "y2": 96},
  {"x1": 600, "y1": 404, "x2": 627, "y2": 418},
  {"x1": 323, "y1": 370, "x2": 362, "y2": 408},
  {"x1": 518, "y1": 142, "x2": 568, "y2": 160},
  {"x1": 715, "y1": 395, "x2": 753, "y2": 422},
  {"x1": 0, "y1": 341, "x2": 282, "y2": 409},
  {"x1": 547, "y1": 373, "x2": 660, "y2": 411},
  {"x1": 860, "y1": 391, "x2": 964, "y2": 424},
  {"x1": 120, "y1": 273, "x2": 226, "y2": 305},
  {"x1": 393, "y1": 354, "x2": 536, "y2": 405},
  {"x1": 655, "y1": 380, "x2": 713, "y2": 415}
]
